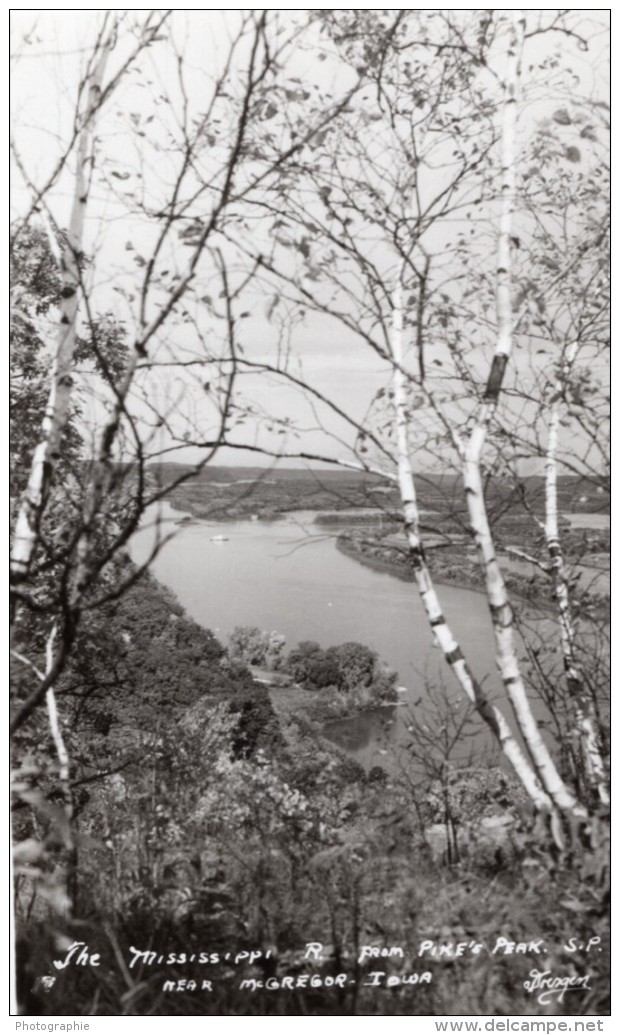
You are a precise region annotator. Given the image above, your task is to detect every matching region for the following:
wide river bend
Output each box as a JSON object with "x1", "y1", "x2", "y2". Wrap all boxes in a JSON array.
[{"x1": 130, "y1": 502, "x2": 601, "y2": 770}]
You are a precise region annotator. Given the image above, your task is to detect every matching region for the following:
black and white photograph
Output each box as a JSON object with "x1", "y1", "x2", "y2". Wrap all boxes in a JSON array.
[{"x1": 10, "y1": 8, "x2": 610, "y2": 1019}]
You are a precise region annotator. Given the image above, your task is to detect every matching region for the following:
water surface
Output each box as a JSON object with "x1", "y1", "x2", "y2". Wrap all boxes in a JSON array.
[{"x1": 129, "y1": 502, "x2": 567, "y2": 769}]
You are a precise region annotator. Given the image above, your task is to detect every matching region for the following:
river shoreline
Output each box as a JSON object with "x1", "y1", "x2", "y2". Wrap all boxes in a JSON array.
[
  {"x1": 266, "y1": 677, "x2": 400, "y2": 734},
  {"x1": 335, "y1": 534, "x2": 536, "y2": 607},
  {"x1": 130, "y1": 498, "x2": 609, "y2": 774},
  {"x1": 160, "y1": 496, "x2": 608, "y2": 620},
  {"x1": 335, "y1": 534, "x2": 609, "y2": 621}
]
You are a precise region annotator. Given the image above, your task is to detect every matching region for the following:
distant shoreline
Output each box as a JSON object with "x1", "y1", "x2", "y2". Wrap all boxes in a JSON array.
[
  {"x1": 335, "y1": 534, "x2": 492, "y2": 601},
  {"x1": 335, "y1": 535, "x2": 609, "y2": 621},
  {"x1": 160, "y1": 496, "x2": 608, "y2": 618}
]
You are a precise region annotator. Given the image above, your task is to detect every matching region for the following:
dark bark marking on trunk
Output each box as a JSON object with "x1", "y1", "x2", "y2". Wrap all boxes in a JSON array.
[
  {"x1": 484, "y1": 353, "x2": 509, "y2": 401},
  {"x1": 408, "y1": 544, "x2": 426, "y2": 569},
  {"x1": 489, "y1": 601, "x2": 513, "y2": 627}
]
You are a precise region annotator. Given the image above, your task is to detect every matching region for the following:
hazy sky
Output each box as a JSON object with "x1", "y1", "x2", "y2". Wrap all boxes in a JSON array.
[{"x1": 11, "y1": 10, "x2": 609, "y2": 474}]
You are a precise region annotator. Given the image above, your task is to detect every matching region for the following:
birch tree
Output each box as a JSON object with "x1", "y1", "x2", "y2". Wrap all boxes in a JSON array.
[
  {"x1": 201, "y1": 9, "x2": 609, "y2": 819},
  {"x1": 10, "y1": 9, "x2": 371, "y2": 916},
  {"x1": 10, "y1": 9, "x2": 363, "y2": 718},
  {"x1": 542, "y1": 345, "x2": 608, "y2": 803},
  {"x1": 10, "y1": 13, "x2": 609, "y2": 921},
  {"x1": 455, "y1": 14, "x2": 581, "y2": 815},
  {"x1": 474, "y1": 84, "x2": 610, "y2": 807}
]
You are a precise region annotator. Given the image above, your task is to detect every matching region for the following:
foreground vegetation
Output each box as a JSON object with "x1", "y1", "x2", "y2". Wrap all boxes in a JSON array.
[{"x1": 13, "y1": 566, "x2": 610, "y2": 1016}]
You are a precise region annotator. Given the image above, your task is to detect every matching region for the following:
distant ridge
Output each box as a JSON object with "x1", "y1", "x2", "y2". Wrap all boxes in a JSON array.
[
  {"x1": 146, "y1": 462, "x2": 385, "y2": 484},
  {"x1": 146, "y1": 463, "x2": 609, "y2": 515}
]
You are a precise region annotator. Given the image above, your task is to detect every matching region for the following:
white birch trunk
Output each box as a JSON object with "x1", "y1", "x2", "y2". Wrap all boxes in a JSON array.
[
  {"x1": 10, "y1": 31, "x2": 114, "y2": 586},
  {"x1": 391, "y1": 281, "x2": 551, "y2": 811},
  {"x1": 545, "y1": 346, "x2": 609, "y2": 805},
  {"x1": 44, "y1": 622, "x2": 75, "y2": 916},
  {"x1": 43, "y1": 626, "x2": 71, "y2": 791},
  {"x1": 462, "y1": 13, "x2": 584, "y2": 816}
]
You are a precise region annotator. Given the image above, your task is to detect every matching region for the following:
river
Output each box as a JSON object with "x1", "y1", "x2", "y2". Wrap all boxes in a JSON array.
[{"x1": 129, "y1": 502, "x2": 596, "y2": 771}]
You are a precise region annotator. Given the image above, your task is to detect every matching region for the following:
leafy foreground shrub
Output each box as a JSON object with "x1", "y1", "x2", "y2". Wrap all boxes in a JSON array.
[
  {"x1": 12, "y1": 564, "x2": 609, "y2": 1016},
  {"x1": 14, "y1": 705, "x2": 609, "y2": 1016},
  {"x1": 15, "y1": 834, "x2": 610, "y2": 1015}
]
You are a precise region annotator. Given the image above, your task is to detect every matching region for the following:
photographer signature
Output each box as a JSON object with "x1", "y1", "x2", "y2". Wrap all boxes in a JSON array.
[{"x1": 523, "y1": 969, "x2": 592, "y2": 1005}]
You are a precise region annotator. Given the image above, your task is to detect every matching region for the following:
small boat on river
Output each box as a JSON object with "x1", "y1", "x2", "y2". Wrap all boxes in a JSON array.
[{"x1": 210, "y1": 535, "x2": 229, "y2": 542}]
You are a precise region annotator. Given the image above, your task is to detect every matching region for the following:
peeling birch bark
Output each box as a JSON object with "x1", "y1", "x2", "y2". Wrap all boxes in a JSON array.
[
  {"x1": 10, "y1": 29, "x2": 115, "y2": 587},
  {"x1": 462, "y1": 14, "x2": 584, "y2": 817},
  {"x1": 545, "y1": 345, "x2": 609, "y2": 805},
  {"x1": 391, "y1": 280, "x2": 551, "y2": 811}
]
